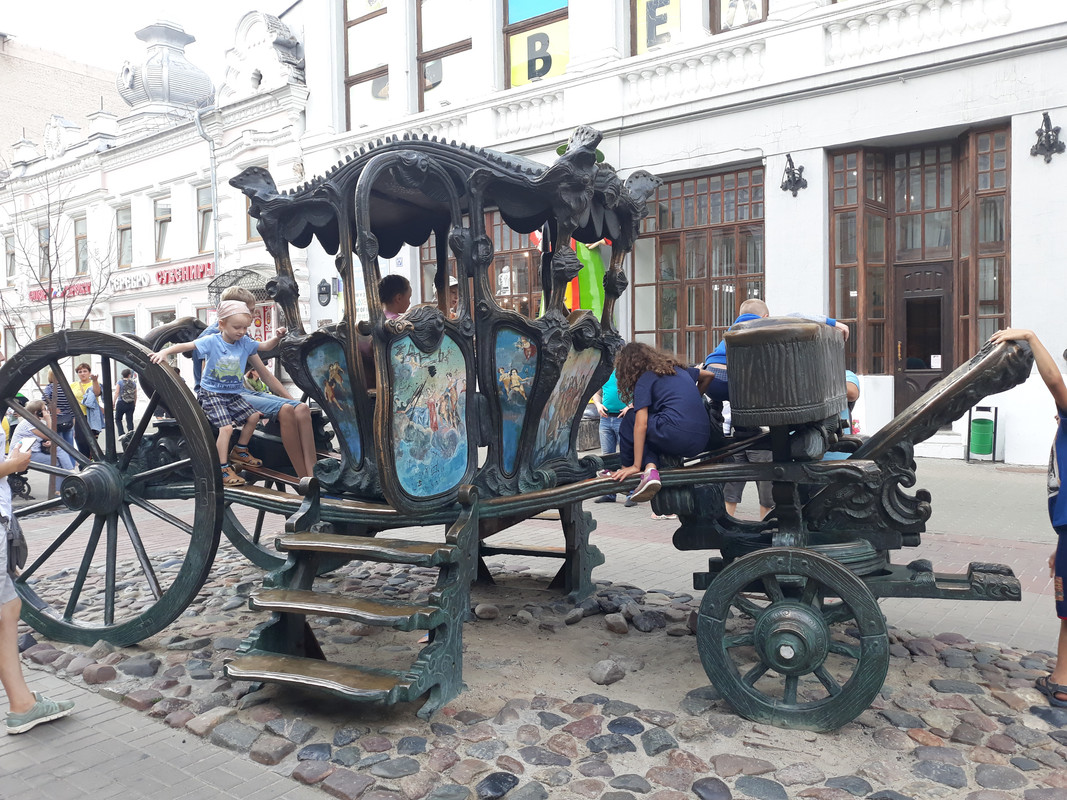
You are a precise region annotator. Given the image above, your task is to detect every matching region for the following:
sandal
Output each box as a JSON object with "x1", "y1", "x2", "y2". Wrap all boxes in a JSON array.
[
  {"x1": 1036, "y1": 675, "x2": 1067, "y2": 708},
  {"x1": 229, "y1": 446, "x2": 262, "y2": 468},
  {"x1": 221, "y1": 465, "x2": 246, "y2": 487}
]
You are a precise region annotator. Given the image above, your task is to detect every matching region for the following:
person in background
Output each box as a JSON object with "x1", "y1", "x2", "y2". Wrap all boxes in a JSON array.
[
  {"x1": 42, "y1": 371, "x2": 75, "y2": 450},
  {"x1": 989, "y1": 328, "x2": 1067, "y2": 708},
  {"x1": 113, "y1": 368, "x2": 137, "y2": 436},
  {"x1": 10, "y1": 400, "x2": 76, "y2": 488},
  {"x1": 70, "y1": 363, "x2": 103, "y2": 458},
  {"x1": 0, "y1": 350, "x2": 75, "y2": 733},
  {"x1": 607, "y1": 343, "x2": 715, "y2": 504},
  {"x1": 244, "y1": 367, "x2": 269, "y2": 394},
  {"x1": 380, "y1": 274, "x2": 412, "y2": 319},
  {"x1": 592, "y1": 369, "x2": 631, "y2": 505}
]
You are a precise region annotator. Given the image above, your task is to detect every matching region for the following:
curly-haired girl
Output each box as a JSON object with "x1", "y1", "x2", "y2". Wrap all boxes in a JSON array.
[{"x1": 608, "y1": 343, "x2": 717, "y2": 502}]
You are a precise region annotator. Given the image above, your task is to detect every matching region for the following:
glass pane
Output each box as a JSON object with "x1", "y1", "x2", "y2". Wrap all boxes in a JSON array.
[
  {"x1": 834, "y1": 212, "x2": 857, "y2": 265},
  {"x1": 660, "y1": 331, "x2": 677, "y2": 355},
  {"x1": 659, "y1": 286, "x2": 678, "y2": 330},
  {"x1": 959, "y1": 203, "x2": 971, "y2": 258},
  {"x1": 348, "y1": 74, "x2": 389, "y2": 126},
  {"x1": 977, "y1": 196, "x2": 1004, "y2": 247},
  {"x1": 658, "y1": 240, "x2": 679, "y2": 281},
  {"x1": 77, "y1": 238, "x2": 89, "y2": 273},
  {"x1": 685, "y1": 234, "x2": 707, "y2": 280},
  {"x1": 924, "y1": 210, "x2": 952, "y2": 259},
  {"x1": 923, "y1": 165, "x2": 937, "y2": 210},
  {"x1": 711, "y1": 282, "x2": 734, "y2": 333},
  {"x1": 633, "y1": 238, "x2": 655, "y2": 284},
  {"x1": 960, "y1": 258, "x2": 970, "y2": 319},
  {"x1": 895, "y1": 216, "x2": 921, "y2": 260},
  {"x1": 904, "y1": 297, "x2": 941, "y2": 370},
  {"x1": 421, "y1": 48, "x2": 478, "y2": 109},
  {"x1": 156, "y1": 220, "x2": 169, "y2": 261},
  {"x1": 893, "y1": 169, "x2": 907, "y2": 214},
  {"x1": 977, "y1": 257, "x2": 1003, "y2": 315},
  {"x1": 117, "y1": 207, "x2": 131, "y2": 225},
  {"x1": 978, "y1": 317, "x2": 1001, "y2": 344},
  {"x1": 718, "y1": 0, "x2": 764, "y2": 30},
  {"x1": 635, "y1": 0, "x2": 681, "y2": 54},
  {"x1": 349, "y1": 0, "x2": 387, "y2": 21},
  {"x1": 835, "y1": 266, "x2": 857, "y2": 320},
  {"x1": 739, "y1": 226, "x2": 763, "y2": 275},
  {"x1": 420, "y1": 0, "x2": 471, "y2": 51},
  {"x1": 940, "y1": 162, "x2": 952, "y2": 206},
  {"x1": 508, "y1": 18, "x2": 569, "y2": 87},
  {"x1": 710, "y1": 230, "x2": 734, "y2": 278},
  {"x1": 119, "y1": 229, "x2": 133, "y2": 266},
  {"x1": 869, "y1": 322, "x2": 885, "y2": 374},
  {"x1": 867, "y1": 265, "x2": 885, "y2": 320},
  {"x1": 508, "y1": 0, "x2": 565, "y2": 24},
  {"x1": 634, "y1": 285, "x2": 656, "y2": 331},
  {"x1": 687, "y1": 284, "x2": 705, "y2": 326},
  {"x1": 199, "y1": 208, "x2": 214, "y2": 252},
  {"x1": 741, "y1": 279, "x2": 763, "y2": 303},
  {"x1": 197, "y1": 186, "x2": 212, "y2": 206},
  {"x1": 515, "y1": 257, "x2": 529, "y2": 293},
  {"x1": 348, "y1": 15, "x2": 390, "y2": 75},
  {"x1": 865, "y1": 215, "x2": 885, "y2": 263},
  {"x1": 685, "y1": 330, "x2": 705, "y2": 366},
  {"x1": 112, "y1": 315, "x2": 136, "y2": 334}
]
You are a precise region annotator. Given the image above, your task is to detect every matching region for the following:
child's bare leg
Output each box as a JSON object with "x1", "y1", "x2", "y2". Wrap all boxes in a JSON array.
[
  {"x1": 1053, "y1": 619, "x2": 1067, "y2": 689},
  {"x1": 295, "y1": 403, "x2": 317, "y2": 478},
  {"x1": 277, "y1": 405, "x2": 306, "y2": 477},
  {"x1": 0, "y1": 597, "x2": 35, "y2": 714},
  {"x1": 216, "y1": 425, "x2": 233, "y2": 466},
  {"x1": 238, "y1": 413, "x2": 261, "y2": 446}
]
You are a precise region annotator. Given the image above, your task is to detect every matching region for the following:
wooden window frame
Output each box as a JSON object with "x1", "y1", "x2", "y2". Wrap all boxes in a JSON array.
[
  {"x1": 344, "y1": 1, "x2": 389, "y2": 131},
  {"x1": 415, "y1": 0, "x2": 473, "y2": 112},
  {"x1": 503, "y1": 1, "x2": 568, "y2": 90},
  {"x1": 74, "y1": 217, "x2": 89, "y2": 276},
  {"x1": 711, "y1": 0, "x2": 768, "y2": 35},
  {"x1": 117, "y1": 206, "x2": 132, "y2": 269},
  {"x1": 197, "y1": 186, "x2": 213, "y2": 254},
  {"x1": 631, "y1": 0, "x2": 681, "y2": 57},
  {"x1": 154, "y1": 197, "x2": 171, "y2": 262}
]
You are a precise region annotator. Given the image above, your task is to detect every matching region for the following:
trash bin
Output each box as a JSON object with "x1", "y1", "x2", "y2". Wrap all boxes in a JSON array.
[{"x1": 969, "y1": 418, "x2": 994, "y2": 455}]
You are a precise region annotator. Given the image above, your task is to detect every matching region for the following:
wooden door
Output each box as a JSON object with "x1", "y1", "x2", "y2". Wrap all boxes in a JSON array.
[{"x1": 893, "y1": 262, "x2": 953, "y2": 415}]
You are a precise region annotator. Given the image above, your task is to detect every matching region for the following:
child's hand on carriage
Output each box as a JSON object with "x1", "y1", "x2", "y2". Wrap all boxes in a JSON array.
[
  {"x1": 274, "y1": 327, "x2": 287, "y2": 338},
  {"x1": 612, "y1": 464, "x2": 641, "y2": 482},
  {"x1": 149, "y1": 351, "x2": 166, "y2": 365}
]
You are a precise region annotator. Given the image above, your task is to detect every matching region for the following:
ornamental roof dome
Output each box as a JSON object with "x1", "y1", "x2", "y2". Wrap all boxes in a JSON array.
[{"x1": 117, "y1": 21, "x2": 214, "y2": 111}]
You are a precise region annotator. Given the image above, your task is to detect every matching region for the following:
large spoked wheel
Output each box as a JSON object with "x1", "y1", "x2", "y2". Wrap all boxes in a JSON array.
[
  {"x1": 221, "y1": 478, "x2": 293, "y2": 571},
  {"x1": 697, "y1": 547, "x2": 888, "y2": 732},
  {"x1": 2, "y1": 330, "x2": 222, "y2": 646}
]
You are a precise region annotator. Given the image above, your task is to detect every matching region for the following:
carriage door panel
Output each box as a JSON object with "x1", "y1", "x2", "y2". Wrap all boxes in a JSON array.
[{"x1": 893, "y1": 261, "x2": 952, "y2": 415}]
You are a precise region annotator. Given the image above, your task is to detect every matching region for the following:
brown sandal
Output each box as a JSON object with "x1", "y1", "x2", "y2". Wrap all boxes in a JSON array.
[
  {"x1": 229, "y1": 446, "x2": 262, "y2": 468},
  {"x1": 221, "y1": 465, "x2": 246, "y2": 486}
]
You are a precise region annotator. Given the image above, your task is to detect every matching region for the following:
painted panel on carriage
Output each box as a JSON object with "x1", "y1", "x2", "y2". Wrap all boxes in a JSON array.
[
  {"x1": 494, "y1": 327, "x2": 538, "y2": 474},
  {"x1": 306, "y1": 340, "x2": 361, "y2": 465},
  {"x1": 531, "y1": 346, "x2": 600, "y2": 467},
  {"x1": 390, "y1": 334, "x2": 468, "y2": 497}
]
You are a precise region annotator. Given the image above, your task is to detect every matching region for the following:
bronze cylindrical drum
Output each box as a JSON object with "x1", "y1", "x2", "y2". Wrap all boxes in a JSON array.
[{"x1": 725, "y1": 317, "x2": 846, "y2": 427}]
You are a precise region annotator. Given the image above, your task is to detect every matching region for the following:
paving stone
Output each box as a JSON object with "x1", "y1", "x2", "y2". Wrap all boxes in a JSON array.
[
  {"x1": 634, "y1": 708, "x2": 677, "y2": 728},
  {"x1": 1023, "y1": 790, "x2": 1067, "y2": 800},
  {"x1": 250, "y1": 733, "x2": 297, "y2": 765},
  {"x1": 467, "y1": 739, "x2": 508, "y2": 761},
  {"x1": 680, "y1": 686, "x2": 720, "y2": 715},
  {"x1": 331, "y1": 746, "x2": 362, "y2": 767},
  {"x1": 1012, "y1": 757, "x2": 1043, "y2": 771},
  {"x1": 825, "y1": 776, "x2": 873, "y2": 796},
  {"x1": 1032, "y1": 706, "x2": 1067, "y2": 728},
  {"x1": 872, "y1": 727, "x2": 913, "y2": 750},
  {"x1": 734, "y1": 775, "x2": 789, "y2": 800},
  {"x1": 519, "y1": 745, "x2": 572, "y2": 766},
  {"x1": 912, "y1": 760, "x2": 968, "y2": 788},
  {"x1": 881, "y1": 710, "x2": 926, "y2": 729},
  {"x1": 645, "y1": 766, "x2": 693, "y2": 791},
  {"x1": 563, "y1": 715, "x2": 603, "y2": 739},
  {"x1": 546, "y1": 733, "x2": 579, "y2": 760},
  {"x1": 610, "y1": 774, "x2": 653, "y2": 792},
  {"x1": 360, "y1": 735, "x2": 394, "y2": 752},
  {"x1": 454, "y1": 709, "x2": 488, "y2": 725},
  {"x1": 578, "y1": 759, "x2": 615, "y2": 778},
  {"x1": 951, "y1": 723, "x2": 987, "y2": 746},
  {"x1": 397, "y1": 735, "x2": 427, "y2": 755},
  {"x1": 320, "y1": 768, "x2": 375, "y2": 800},
  {"x1": 533, "y1": 767, "x2": 572, "y2": 787},
  {"x1": 164, "y1": 709, "x2": 195, "y2": 729},
  {"x1": 914, "y1": 745, "x2": 965, "y2": 765},
  {"x1": 370, "y1": 756, "x2": 420, "y2": 778},
  {"x1": 974, "y1": 763, "x2": 1027, "y2": 790},
  {"x1": 121, "y1": 688, "x2": 163, "y2": 711},
  {"x1": 291, "y1": 760, "x2": 336, "y2": 784},
  {"x1": 266, "y1": 716, "x2": 318, "y2": 743},
  {"x1": 185, "y1": 705, "x2": 235, "y2": 737},
  {"x1": 506, "y1": 783, "x2": 548, "y2": 800},
  {"x1": 692, "y1": 776, "x2": 732, "y2": 800},
  {"x1": 1006, "y1": 723, "x2": 1050, "y2": 747},
  {"x1": 475, "y1": 772, "x2": 520, "y2": 799},
  {"x1": 587, "y1": 733, "x2": 637, "y2": 754},
  {"x1": 712, "y1": 754, "x2": 775, "y2": 777},
  {"x1": 602, "y1": 700, "x2": 640, "y2": 717},
  {"x1": 867, "y1": 792, "x2": 915, "y2": 800},
  {"x1": 82, "y1": 663, "x2": 117, "y2": 684},
  {"x1": 608, "y1": 716, "x2": 644, "y2": 736},
  {"x1": 450, "y1": 758, "x2": 491, "y2": 784},
  {"x1": 641, "y1": 726, "x2": 678, "y2": 756},
  {"x1": 561, "y1": 702, "x2": 597, "y2": 719},
  {"x1": 209, "y1": 720, "x2": 260, "y2": 753},
  {"x1": 298, "y1": 742, "x2": 333, "y2": 761},
  {"x1": 537, "y1": 711, "x2": 567, "y2": 729},
  {"x1": 495, "y1": 754, "x2": 524, "y2": 775},
  {"x1": 428, "y1": 747, "x2": 461, "y2": 773}
]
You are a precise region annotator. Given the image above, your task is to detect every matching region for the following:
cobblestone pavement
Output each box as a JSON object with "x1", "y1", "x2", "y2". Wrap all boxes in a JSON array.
[{"x1": 4, "y1": 457, "x2": 1066, "y2": 800}]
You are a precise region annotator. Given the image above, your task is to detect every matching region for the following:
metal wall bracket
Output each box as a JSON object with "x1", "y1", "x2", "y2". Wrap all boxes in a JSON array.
[
  {"x1": 1031, "y1": 112, "x2": 1065, "y2": 163},
  {"x1": 780, "y1": 154, "x2": 808, "y2": 196}
]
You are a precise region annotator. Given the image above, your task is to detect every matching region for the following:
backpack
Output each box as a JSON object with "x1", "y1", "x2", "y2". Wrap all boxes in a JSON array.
[{"x1": 119, "y1": 378, "x2": 137, "y2": 403}]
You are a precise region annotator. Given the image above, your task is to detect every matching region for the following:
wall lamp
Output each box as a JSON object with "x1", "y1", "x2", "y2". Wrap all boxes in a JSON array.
[
  {"x1": 1031, "y1": 112, "x2": 1065, "y2": 163},
  {"x1": 780, "y1": 154, "x2": 807, "y2": 196}
]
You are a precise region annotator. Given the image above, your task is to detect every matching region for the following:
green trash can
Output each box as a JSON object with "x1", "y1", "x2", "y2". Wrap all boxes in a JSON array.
[{"x1": 970, "y1": 418, "x2": 994, "y2": 455}]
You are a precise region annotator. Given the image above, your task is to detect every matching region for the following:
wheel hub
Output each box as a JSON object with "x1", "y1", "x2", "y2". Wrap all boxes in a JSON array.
[
  {"x1": 753, "y1": 601, "x2": 829, "y2": 676},
  {"x1": 61, "y1": 463, "x2": 125, "y2": 514}
]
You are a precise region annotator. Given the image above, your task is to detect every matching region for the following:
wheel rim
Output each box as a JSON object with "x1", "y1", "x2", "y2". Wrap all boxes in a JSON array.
[
  {"x1": 2, "y1": 330, "x2": 221, "y2": 646},
  {"x1": 697, "y1": 547, "x2": 888, "y2": 732}
]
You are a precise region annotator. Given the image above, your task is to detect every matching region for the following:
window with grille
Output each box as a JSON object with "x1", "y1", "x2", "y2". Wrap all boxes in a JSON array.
[{"x1": 634, "y1": 167, "x2": 765, "y2": 364}]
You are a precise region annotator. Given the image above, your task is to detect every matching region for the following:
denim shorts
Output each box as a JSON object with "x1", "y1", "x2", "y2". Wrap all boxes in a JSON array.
[{"x1": 243, "y1": 391, "x2": 300, "y2": 422}]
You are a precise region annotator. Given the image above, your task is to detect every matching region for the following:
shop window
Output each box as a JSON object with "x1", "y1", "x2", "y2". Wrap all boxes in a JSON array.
[
  {"x1": 505, "y1": 0, "x2": 568, "y2": 89},
  {"x1": 112, "y1": 314, "x2": 136, "y2": 335},
  {"x1": 712, "y1": 0, "x2": 767, "y2": 33},
  {"x1": 344, "y1": 0, "x2": 389, "y2": 130},
  {"x1": 150, "y1": 310, "x2": 176, "y2": 329},
  {"x1": 416, "y1": 0, "x2": 474, "y2": 111}
]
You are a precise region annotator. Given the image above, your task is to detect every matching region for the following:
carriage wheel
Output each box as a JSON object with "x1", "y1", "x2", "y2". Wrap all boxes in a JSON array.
[
  {"x1": 697, "y1": 547, "x2": 888, "y2": 732},
  {"x1": 2, "y1": 330, "x2": 221, "y2": 646},
  {"x1": 221, "y1": 478, "x2": 291, "y2": 571}
]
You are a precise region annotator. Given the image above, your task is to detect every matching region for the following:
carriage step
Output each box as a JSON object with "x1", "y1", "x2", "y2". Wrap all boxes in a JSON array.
[
  {"x1": 251, "y1": 589, "x2": 445, "y2": 630},
  {"x1": 278, "y1": 532, "x2": 458, "y2": 566},
  {"x1": 226, "y1": 653, "x2": 414, "y2": 703}
]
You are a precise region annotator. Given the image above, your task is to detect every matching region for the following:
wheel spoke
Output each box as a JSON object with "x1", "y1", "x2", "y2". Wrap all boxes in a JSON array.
[
  {"x1": 119, "y1": 505, "x2": 161, "y2": 601},
  {"x1": 119, "y1": 393, "x2": 161, "y2": 471},
  {"x1": 16, "y1": 494, "x2": 69, "y2": 518},
  {"x1": 814, "y1": 665, "x2": 842, "y2": 696},
  {"x1": 762, "y1": 574, "x2": 785, "y2": 603},
  {"x1": 16, "y1": 510, "x2": 91, "y2": 582},
  {"x1": 126, "y1": 495, "x2": 193, "y2": 536},
  {"x1": 104, "y1": 513, "x2": 118, "y2": 626},
  {"x1": 800, "y1": 576, "x2": 821, "y2": 608},
  {"x1": 742, "y1": 661, "x2": 769, "y2": 686},
  {"x1": 723, "y1": 633, "x2": 754, "y2": 649},
  {"x1": 101, "y1": 357, "x2": 116, "y2": 461},
  {"x1": 4, "y1": 395, "x2": 88, "y2": 467},
  {"x1": 128, "y1": 459, "x2": 192, "y2": 485},
  {"x1": 26, "y1": 461, "x2": 77, "y2": 480},
  {"x1": 64, "y1": 514, "x2": 105, "y2": 621},
  {"x1": 784, "y1": 675, "x2": 799, "y2": 705},
  {"x1": 821, "y1": 601, "x2": 855, "y2": 627},
  {"x1": 828, "y1": 640, "x2": 861, "y2": 661},
  {"x1": 252, "y1": 509, "x2": 267, "y2": 545},
  {"x1": 731, "y1": 593, "x2": 766, "y2": 620}
]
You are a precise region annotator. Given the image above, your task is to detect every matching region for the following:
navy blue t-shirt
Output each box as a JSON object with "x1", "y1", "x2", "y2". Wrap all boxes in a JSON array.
[
  {"x1": 1049, "y1": 410, "x2": 1067, "y2": 529},
  {"x1": 633, "y1": 366, "x2": 710, "y2": 450}
]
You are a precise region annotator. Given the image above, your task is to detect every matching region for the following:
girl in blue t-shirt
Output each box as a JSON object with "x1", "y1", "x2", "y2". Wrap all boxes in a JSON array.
[
  {"x1": 607, "y1": 343, "x2": 715, "y2": 503},
  {"x1": 150, "y1": 300, "x2": 285, "y2": 486}
]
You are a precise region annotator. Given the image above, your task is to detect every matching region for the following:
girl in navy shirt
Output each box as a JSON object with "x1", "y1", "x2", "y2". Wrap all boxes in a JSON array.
[{"x1": 608, "y1": 343, "x2": 716, "y2": 502}]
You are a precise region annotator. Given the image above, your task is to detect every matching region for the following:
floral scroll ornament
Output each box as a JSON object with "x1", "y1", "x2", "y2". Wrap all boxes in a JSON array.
[
  {"x1": 780, "y1": 154, "x2": 808, "y2": 197},
  {"x1": 1031, "y1": 112, "x2": 1065, "y2": 164}
]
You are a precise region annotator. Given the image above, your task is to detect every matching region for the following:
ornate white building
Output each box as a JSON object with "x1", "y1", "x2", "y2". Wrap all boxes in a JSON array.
[{"x1": 3, "y1": 1, "x2": 1066, "y2": 465}]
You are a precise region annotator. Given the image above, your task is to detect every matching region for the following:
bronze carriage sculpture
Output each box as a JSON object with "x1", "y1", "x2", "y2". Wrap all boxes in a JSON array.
[{"x1": 0, "y1": 126, "x2": 1035, "y2": 731}]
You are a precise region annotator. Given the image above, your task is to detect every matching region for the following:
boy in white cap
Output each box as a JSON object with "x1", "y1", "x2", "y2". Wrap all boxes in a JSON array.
[{"x1": 151, "y1": 300, "x2": 285, "y2": 486}]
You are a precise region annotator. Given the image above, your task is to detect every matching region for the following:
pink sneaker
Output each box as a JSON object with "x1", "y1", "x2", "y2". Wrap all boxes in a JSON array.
[
  {"x1": 630, "y1": 466, "x2": 661, "y2": 502},
  {"x1": 596, "y1": 469, "x2": 613, "y2": 478}
]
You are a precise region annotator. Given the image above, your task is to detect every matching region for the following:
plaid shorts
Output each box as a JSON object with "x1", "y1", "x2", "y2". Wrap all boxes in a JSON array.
[{"x1": 197, "y1": 390, "x2": 258, "y2": 429}]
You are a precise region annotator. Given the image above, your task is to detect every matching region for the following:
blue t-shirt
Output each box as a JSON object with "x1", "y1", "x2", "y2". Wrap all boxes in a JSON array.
[
  {"x1": 704, "y1": 312, "x2": 838, "y2": 367},
  {"x1": 600, "y1": 370, "x2": 626, "y2": 414},
  {"x1": 1049, "y1": 411, "x2": 1067, "y2": 529},
  {"x1": 633, "y1": 366, "x2": 710, "y2": 445},
  {"x1": 195, "y1": 334, "x2": 260, "y2": 395}
]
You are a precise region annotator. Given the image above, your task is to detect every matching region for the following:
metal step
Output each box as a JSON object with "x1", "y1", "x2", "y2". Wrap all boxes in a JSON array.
[
  {"x1": 225, "y1": 653, "x2": 415, "y2": 703},
  {"x1": 250, "y1": 589, "x2": 444, "y2": 630},
  {"x1": 278, "y1": 531, "x2": 458, "y2": 566}
]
